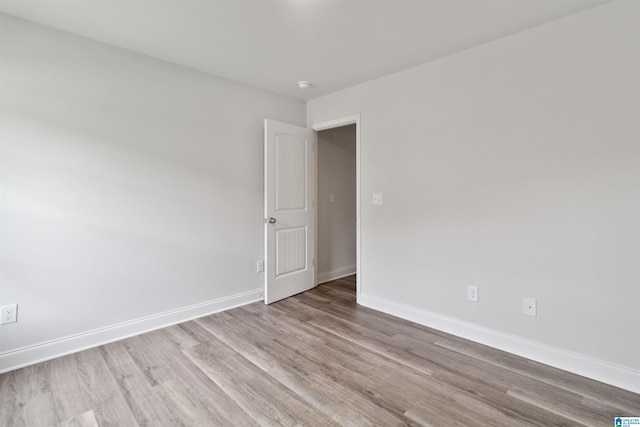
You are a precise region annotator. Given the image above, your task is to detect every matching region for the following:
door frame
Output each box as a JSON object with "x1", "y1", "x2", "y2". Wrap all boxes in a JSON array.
[{"x1": 311, "y1": 114, "x2": 361, "y2": 302}]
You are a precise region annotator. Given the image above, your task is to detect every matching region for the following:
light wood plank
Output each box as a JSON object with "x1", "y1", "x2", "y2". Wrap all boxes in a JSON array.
[
  {"x1": 150, "y1": 328, "x2": 258, "y2": 426},
  {"x1": 99, "y1": 341, "x2": 184, "y2": 426},
  {"x1": 73, "y1": 348, "x2": 139, "y2": 427},
  {"x1": 196, "y1": 308, "x2": 419, "y2": 426},
  {"x1": 45, "y1": 355, "x2": 91, "y2": 424},
  {"x1": 57, "y1": 409, "x2": 99, "y2": 427},
  {"x1": 181, "y1": 321, "x2": 339, "y2": 426},
  {"x1": 0, "y1": 363, "x2": 58, "y2": 426}
]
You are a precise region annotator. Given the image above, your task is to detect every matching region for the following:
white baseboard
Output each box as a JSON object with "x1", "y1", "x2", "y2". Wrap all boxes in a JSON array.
[
  {"x1": 317, "y1": 264, "x2": 356, "y2": 284},
  {"x1": 0, "y1": 288, "x2": 263, "y2": 374},
  {"x1": 358, "y1": 292, "x2": 640, "y2": 394}
]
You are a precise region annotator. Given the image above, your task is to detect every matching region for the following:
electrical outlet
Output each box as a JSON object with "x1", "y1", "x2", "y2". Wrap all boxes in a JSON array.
[
  {"x1": 330, "y1": 192, "x2": 335, "y2": 202},
  {"x1": 467, "y1": 285, "x2": 478, "y2": 302},
  {"x1": 523, "y1": 297, "x2": 537, "y2": 316},
  {"x1": 257, "y1": 260, "x2": 264, "y2": 273},
  {"x1": 1, "y1": 304, "x2": 18, "y2": 324},
  {"x1": 372, "y1": 193, "x2": 383, "y2": 205}
]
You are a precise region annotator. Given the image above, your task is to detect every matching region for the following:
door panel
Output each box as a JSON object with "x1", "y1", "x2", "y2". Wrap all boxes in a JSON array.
[
  {"x1": 275, "y1": 226, "x2": 307, "y2": 277},
  {"x1": 264, "y1": 119, "x2": 315, "y2": 304},
  {"x1": 276, "y1": 134, "x2": 307, "y2": 211}
]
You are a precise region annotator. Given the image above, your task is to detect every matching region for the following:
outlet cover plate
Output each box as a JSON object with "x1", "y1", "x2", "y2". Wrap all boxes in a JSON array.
[
  {"x1": 1, "y1": 304, "x2": 18, "y2": 324},
  {"x1": 467, "y1": 285, "x2": 478, "y2": 302},
  {"x1": 523, "y1": 297, "x2": 537, "y2": 316}
]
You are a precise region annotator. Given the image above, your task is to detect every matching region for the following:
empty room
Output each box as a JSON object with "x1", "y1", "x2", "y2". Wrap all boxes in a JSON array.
[{"x1": 1, "y1": 0, "x2": 639, "y2": 425}]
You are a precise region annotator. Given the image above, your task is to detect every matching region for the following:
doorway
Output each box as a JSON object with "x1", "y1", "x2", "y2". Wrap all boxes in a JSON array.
[
  {"x1": 312, "y1": 115, "x2": 361, "y2": 300},
  {"x1": 316, "y1": 125, "x2": 356, "y2": 285},
  {"x1": 263, "y1": 116, "x2": 360, "y2": 304}
]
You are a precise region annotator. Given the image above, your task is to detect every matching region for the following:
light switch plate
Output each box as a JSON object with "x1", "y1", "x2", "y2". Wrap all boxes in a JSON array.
[{"x1": 372, "y1": 193, "x2": 383, "y2": 205}]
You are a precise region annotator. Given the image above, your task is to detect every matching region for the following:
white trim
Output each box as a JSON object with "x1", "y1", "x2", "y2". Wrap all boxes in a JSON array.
[
  {"x1": 317, "y1": 264, "x2": 357, "y2": 284},
  {"x1": 312, "y1": 115, "x2": 359, "y2": 131},
  {"x1": 359, "y1": 292, "x2": 640, "y2": 394},
  {"x1": 311, "y1": 114, "x2": 361, "y2": 302},
  {"x1": 0, "y1": 288, "x2": 263, "y2": 374}
]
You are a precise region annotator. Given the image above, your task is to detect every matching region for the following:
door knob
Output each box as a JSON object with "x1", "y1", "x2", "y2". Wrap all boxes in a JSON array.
[{"x1": 268, "y1": 217, "x2": 277, "y2": 224}]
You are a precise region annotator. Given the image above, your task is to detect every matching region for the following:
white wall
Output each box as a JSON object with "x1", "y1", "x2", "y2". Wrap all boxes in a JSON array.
[
  {"x1": 0, "y1": 14, "x2": 305, "y2": 370},
  {"x1": 317, "y1": 125, "x2": 356, "y2": 282},
  {"x1": 308, "y1": 0, "x2": 639, "y2": 391}
]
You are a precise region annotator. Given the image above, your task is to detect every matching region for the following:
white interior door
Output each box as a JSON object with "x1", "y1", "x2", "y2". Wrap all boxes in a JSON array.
[{"x1": 264, "y1": 119, "x2": 315, "y2": 304}]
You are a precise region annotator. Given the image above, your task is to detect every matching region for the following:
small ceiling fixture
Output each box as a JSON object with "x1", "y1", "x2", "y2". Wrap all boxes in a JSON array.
[{"x1": 297, "y1": 81, "x2": 312, "y2": 89}]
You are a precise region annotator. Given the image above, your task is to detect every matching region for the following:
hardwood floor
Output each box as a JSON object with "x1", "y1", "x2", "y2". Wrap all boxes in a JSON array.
[{"x1": 1, "y1": 275, "x2": 638, "y2": 426}]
